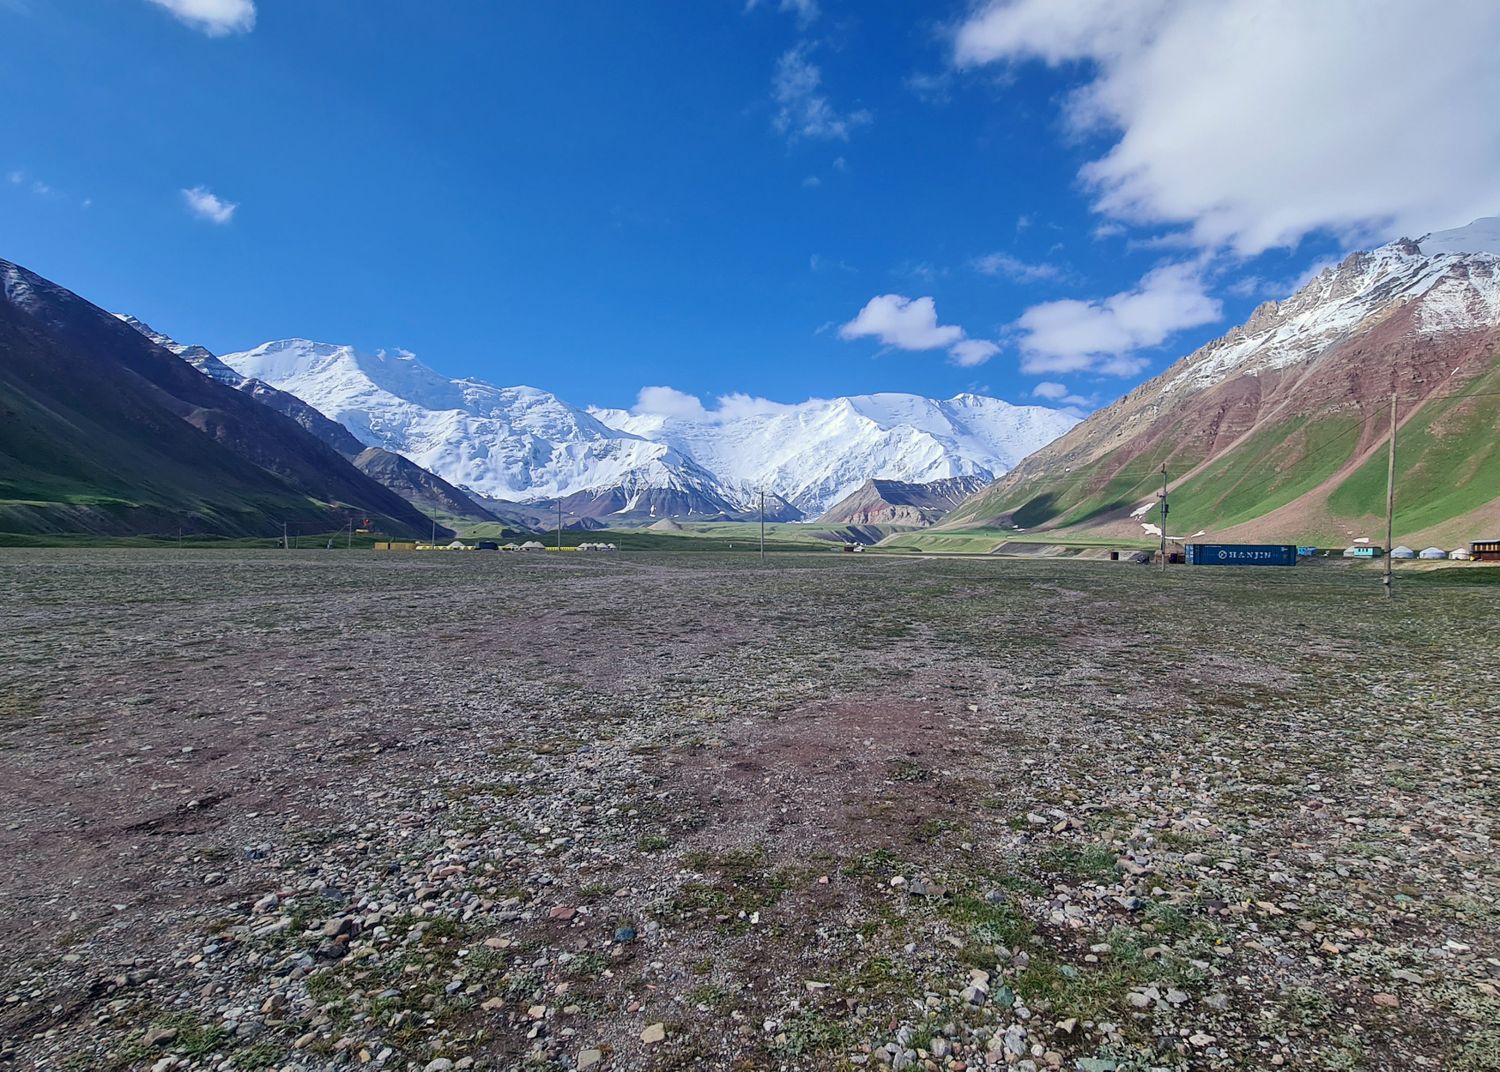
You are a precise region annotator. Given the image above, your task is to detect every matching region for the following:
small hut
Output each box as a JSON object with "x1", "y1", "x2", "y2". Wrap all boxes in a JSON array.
[
  {"x1": 1450, "y1": 548, "x2": 1473, "y2": 561},
  {"x1": 1390, "y1": 545, "x2": 1416, "y2": 559},
  {"x1": 1418, "y1": 547, "x2": 1447, "y2": 560}
]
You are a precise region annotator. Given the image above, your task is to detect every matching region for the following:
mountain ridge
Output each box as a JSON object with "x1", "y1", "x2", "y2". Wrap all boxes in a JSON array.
[
  {"x1": 222, "y1": 340, "x2": 1078, "y2": 520},
  {"x1": 0, "y1": 259, "x2": 436, "y2": 538},
  {"x1": 944, "y1": 220, "x2": 1500, "y2": 547}
]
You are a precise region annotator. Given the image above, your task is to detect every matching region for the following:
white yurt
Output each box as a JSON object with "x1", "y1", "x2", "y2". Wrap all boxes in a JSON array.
[
  {"x1": 1418, "y1": 547, "x2": 1448, "y2": 560},
  {"x1": 519, "y1": 540, "x2": 546, "y2": 552},
  {"x1": 1450, "y1": 548, "x2": 1473, "y2": 561},
  {"x1": 1390, "y1": 545, "x2": 1416, "y2": 559}
]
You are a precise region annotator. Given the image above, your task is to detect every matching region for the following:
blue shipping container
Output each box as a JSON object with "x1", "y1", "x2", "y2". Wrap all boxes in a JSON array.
[{"x1": 1185, "y1": 543, "x2": 1298, "y2": 567}]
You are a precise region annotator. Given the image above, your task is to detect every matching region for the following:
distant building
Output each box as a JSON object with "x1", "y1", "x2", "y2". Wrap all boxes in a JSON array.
[
  {"x1": 1391, "y1": 545, "x2": 1416, "y2": 559},
  {"x1": 1418, "y1": 547, "x2": 1448, "y2": 560},
  {"x1": 1473, "y1": 540, "x2": 1500, "y2": 562},
  {"x1": 1450, "y1": 548, "x2": 1473, "y2": 561},
  {"x1": 1343, "y1": 545, "x2": 1382, "y2": 558},
  {"x1": 519, "y1": 541, "x2": 546, "y2": 552}
]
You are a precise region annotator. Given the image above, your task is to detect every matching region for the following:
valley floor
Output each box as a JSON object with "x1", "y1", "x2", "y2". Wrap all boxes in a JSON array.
[{"x1": 0, "y1": 551, "x2": 1496, "y2": 1072}]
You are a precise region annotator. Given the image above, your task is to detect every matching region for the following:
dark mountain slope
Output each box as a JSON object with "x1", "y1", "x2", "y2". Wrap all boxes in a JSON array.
[
  {"x1": 0, "y1": 258, "x2": 434, "y2": 537},
  {"x1": 351, "y1": 447, "x2": 497, "y2": 522},
  {"x1": 817, "y1": 476, "x2": 988, "y2": 526}
]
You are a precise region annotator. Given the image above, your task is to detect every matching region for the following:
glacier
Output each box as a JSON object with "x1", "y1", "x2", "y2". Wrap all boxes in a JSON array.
[{"x1": 221, "y1": 340, "x2": 1078, "y2": 517}]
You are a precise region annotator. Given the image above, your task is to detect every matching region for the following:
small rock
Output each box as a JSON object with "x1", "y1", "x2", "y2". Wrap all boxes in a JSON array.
[
  {"x1": 641, "y1": 1022, "x2": 666, "y2": 1044},
  {"x1": 577, "y1": 1048, "x2": 603, "y2": 1069}
]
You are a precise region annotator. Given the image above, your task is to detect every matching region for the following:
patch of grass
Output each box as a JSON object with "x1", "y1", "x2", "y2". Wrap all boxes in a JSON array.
[
  {"x1": 889, "y1": 758, "x2": 932, "y2": 783},
  {"x1": 773, "y1": 1009, "x2": 851, "y2": 1057},
  {"x1": 637, "y1": 833, "x2": 672, "y2": 852},
  {"x1": 1037, "y1": 843, "x2": 1119, "y2": 884}
]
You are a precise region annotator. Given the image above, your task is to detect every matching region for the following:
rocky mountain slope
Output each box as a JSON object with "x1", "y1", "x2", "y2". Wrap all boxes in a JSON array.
[
  {"x1": 945, "y1": 219, "x2": 1500, "y2": 547},
  {"x1": 0, "y1": 260, "x2": 435, "y2": 538},
  {"x1": 817, "y1": 476, "x2": 988, "y2": 526}
]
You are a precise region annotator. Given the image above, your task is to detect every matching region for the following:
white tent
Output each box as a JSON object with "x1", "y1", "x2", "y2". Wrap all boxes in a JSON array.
[
  {"x1": 1450, "y1": 548, "x2": 1473, "y2": 561},
  {"x1": 519, "y1": 541, "x2": 546, "y2": 552},
  {"x1": 446, "y1": 540, "x2": 468, "y2": 550},
  {"x1": 1418, "y1": 547, "x2": 1448, "y2": 559},
  {"x1": 1391, "y1": 545, "x2": 1416, "y2": 559}
]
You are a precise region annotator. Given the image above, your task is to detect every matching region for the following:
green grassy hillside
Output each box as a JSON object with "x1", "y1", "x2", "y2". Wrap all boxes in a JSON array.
[{"x1": 950, "y1": 355, "x2": 1500, "y2": 546}]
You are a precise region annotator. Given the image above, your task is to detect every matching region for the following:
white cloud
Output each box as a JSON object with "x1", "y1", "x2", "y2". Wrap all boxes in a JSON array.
[
  {"x1": 628, "y1": 388, "x2": 805, "y2": 424},
  {"x1": 6, "y1": 170, "x2": 21, "y2": 185},
  {"x1": 949, "y1": 339, "x2": 1001, "y2": 367},
  {"x1": 181, "y1": 185, "x2": 237, "y2": 224},
  {"x1": 1032, "y1": 382, "x2": 1092, "y2": 407},
  {"x1": 632, "y1": 386, "x2": 708, "y2": 420},
  {"x1": 146, "y1": 0, "x2": 254, "y2": 36},
  {"x1": 772, "y1": 43, "x2": 871, "y2": 142},
  {"x1": 840, "y1": 293, "x2": 1003, "y2": 367},
  {"x1": 1013, "y1": 262, "x2": 1221, "y2": 375},
  {"x1": 839, "y1": 294, "x2": 964, "y2": 351},
  {"x1": 971, "y1": 251, "x2": 1064, "y2": 283},
  {"x1": 714, "y1": 393, "x2": 802, "y2": 421},
  {"x1": 954, "y1": 0, "x2": 1500, "y2": 253}
]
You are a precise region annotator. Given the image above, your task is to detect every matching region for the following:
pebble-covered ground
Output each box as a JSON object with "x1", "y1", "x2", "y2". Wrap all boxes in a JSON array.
[{"x1": 0, "y1": 549, "x2": 1496, "y2": 1072}]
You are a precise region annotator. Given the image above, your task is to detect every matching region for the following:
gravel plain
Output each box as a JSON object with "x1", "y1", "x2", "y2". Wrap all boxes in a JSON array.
[{"x1": 0, "y1": 549, "x2": 1496, "y2": 1072}]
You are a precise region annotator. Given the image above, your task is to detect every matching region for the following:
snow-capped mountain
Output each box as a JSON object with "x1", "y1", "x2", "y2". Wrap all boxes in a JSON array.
[
  {"x1": 1159, "y1": 217, "x2": 1500, "y2": 397},
  {"x1": 220, "y1": 340, "x2": 736, "y2": 509},
  {"x1": 220, "y1": 340, "x2": 1078, "y2": 518},
  {"x1": 591, "y1": 393, "x2": 1079, "y2": 516},
  {"x1": 947, "y1": 217, "x2": 1500, "y2": 544}
]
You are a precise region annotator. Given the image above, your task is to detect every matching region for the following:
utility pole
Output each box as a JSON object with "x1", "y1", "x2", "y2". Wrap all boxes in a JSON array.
[
  {"x1": 1158, "y1": 465, "x2": 1169, "y2": 573},
  {"x1": 759, "y1": 490, "x2": 765, "y2": 564},
  {"x1": 557, "y1": 502, "x2": 563, "y2": 551},
  {"x1": 347, "y1": 519, "x2": 353, "y2": 550},
  {"x1": 1384, "y1": 392, "x2": 1397, "y2": 596},
  {"x1": 283, "y1": 521, "x2": 288, "y2": 550}
]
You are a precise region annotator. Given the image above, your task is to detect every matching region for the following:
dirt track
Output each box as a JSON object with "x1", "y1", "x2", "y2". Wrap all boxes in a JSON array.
[{"x1": 0, "y1": 550, "x2": 1496, "y2": 1071}]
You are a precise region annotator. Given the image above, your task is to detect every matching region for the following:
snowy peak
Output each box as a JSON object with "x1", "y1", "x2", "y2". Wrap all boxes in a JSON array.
[
  {"x1": 1160, "y1": 223, "x2": 1500, "y2": 396},
  {"x1": 1417, "y1": 216, "x2": 1500, "y2": 256},
  {"x1": 218, "y1": 337, "x2": 1077, "y2": 518},
  {"x1": 221, "y1": 339, "x2": 710, "y2": 504},
  {"x1": 591, "y1": 392, "x2": 1077, "y2": 516}
]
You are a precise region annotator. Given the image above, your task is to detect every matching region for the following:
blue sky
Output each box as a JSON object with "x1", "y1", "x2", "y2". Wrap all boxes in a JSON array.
[{"x1": 4, "y1": 1, "x2": 1496, "y2": 415}]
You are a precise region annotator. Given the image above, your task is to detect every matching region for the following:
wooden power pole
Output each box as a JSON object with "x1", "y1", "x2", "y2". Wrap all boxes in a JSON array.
[
  {"x1": 1158, "y1": 465, "x2": 1169, "y2": 572},
  {"x1": 1384, "y1": 392, "x2": 1397, "y2": 596},
  {"x1": 759, "y1": 490, "x2": 765, "y2": 565}
]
